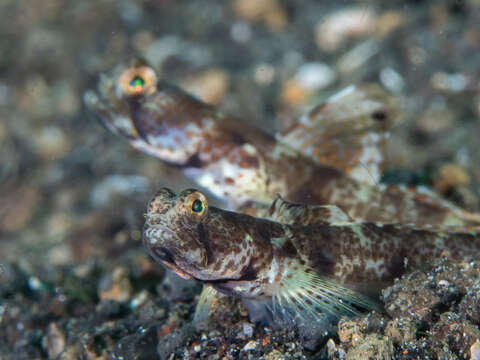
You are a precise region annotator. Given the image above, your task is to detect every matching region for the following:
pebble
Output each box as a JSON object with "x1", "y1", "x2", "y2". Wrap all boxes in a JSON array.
[
  {"x1": 242, "y1": 340, "x2": 258, "y2": 351},
  {"x1": 281, "y1": 62, "x2": 335, "y2": 107},
  {"x1": 281, "y1": 78, "x2": 311, "y2": 107},
  {"x1": 182, "y1": 69, "x2": 229, "y2": 105},
  {"x1": 130, "y1": 290, "x2": 150, "y2": 310},
  {"x1": 0, "y1": 186, "x2": 39, "y2": 233},
  {"x1": 431, "y1": 72, "x2": 469, "y2": 93},
  {"x1": 131, "y1": 30, "x2": 155, "y2": 53},
  {"x1": 98, "y1": 267, "x2": 133, "y2": 302},
  {"x1": 192, "y1": 342, "x2": 201, "y2": 353},
  {"x1": 43, "y1": 322, "x2": 66, "y2": 359},
  {"x1": 417, "y1": 102, "x2": 455, "y2": 133},
  {"x1": 337, "y1": 39, "x2": 380, "y2": 74},
  {"x1": 230, "y1": 21, "x2": 252, "y2": 43},
  {"x1": 326, "y1": 338, "x2": 337, "y2": 357},
  {"x1": 380, "y1": 67, "x2": 405, "y2": 93},
  {"x1": 254, "y1": 64, "x2": 276, "y2": 86},
  {"x1": 242, "y1": 322, "x2": 254, "y2": 338},
  {"x1": 344, "y1": 335, "x2": 393, "y2": 360},
  {"x1": 434, "y1": 163, "x2": 471, "y2": 194},
  {"x1": 471, "y1": 339, "x2": 480, "y2": 360},
  {"x1": 295, "y1": 62, "x2": 336, "y2": 91},
  {"x1": 91, "y1": 175, "x2": 149, "y2": 207},
  {"x1": 232, "y1": 0, "x2": 287, "y2": 30},
  {"x1": 376, "y1": 11, "x2": 405, "y2": 37},
  {"x1": 315, "y1": 7, "x2": 377, "y2": 52}
]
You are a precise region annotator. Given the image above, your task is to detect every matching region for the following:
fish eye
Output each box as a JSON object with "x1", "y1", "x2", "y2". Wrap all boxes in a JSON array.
[
  {"x1": 118, "y1": 65, "x2": 157, "y2": 97},
  {"x1": 130, "y1": 76, "x2": 145, "y2": 90},
  {"x1": 181, "y1": 189, "x2": 208, "y2": 218},
  {"x1": 191, "y1": 199, "x2": 205, "y2": 214}
]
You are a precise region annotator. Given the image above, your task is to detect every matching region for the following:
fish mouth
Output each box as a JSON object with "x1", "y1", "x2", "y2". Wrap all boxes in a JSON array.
[
  {"x1": 142, "y1": 225, "x2": 194, "y2": 280},
  {"x1": 83, "y1": 68, "x2": 143, "y2": 141},
  {"x1": 151, "y1": 246, "x2": 193, "y2": 280}
]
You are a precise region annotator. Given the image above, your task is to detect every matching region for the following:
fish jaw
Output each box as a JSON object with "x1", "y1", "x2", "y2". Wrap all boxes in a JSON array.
[{"x1": 84, "y1": 60, "x2": 226, "y2": 166}]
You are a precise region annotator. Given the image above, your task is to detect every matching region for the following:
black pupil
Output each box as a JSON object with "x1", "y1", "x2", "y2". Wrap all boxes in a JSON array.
[
  {"x1": 130, "y1": 76, "x2": 145, "y2": 87},
  {"x1": 192, "y1": 199, "x2": 204, "y2": 213}
]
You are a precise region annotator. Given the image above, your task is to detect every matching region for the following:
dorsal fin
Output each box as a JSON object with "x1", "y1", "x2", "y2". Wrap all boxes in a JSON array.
[
  {"x1": 276, "y1": 84, "x2": 400, "y2": 185},
  {"x1": 268, "y1": 195, "x2": 354, "y2": 226}
]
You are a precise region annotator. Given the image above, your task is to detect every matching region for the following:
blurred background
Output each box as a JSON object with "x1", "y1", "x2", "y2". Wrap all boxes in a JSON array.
[{"x1": 1, "y1": 1, "x2": 480, "y2": 357}]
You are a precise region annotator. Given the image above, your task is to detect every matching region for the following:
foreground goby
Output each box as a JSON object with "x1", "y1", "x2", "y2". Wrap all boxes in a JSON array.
[
  {"x1": 143, "y1": 188, "x2": 480, "y2": 329},
  {"x1": 84, "y1": 59, "x2": 480, "y2": 229}
]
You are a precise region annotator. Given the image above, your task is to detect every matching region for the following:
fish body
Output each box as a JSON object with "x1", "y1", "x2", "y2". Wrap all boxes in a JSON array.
[
  {"x1": 84, "y1": 59, "x2": 480, "y2": 229},
  {"x1": 143, "y1": 188, "x2": 480, "y2": 326}
]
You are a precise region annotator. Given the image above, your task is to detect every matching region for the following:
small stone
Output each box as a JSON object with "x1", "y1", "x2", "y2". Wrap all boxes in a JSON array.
[
  {"x1": 262, "y1": 335, "x2": 271, "y2": 346},
  {"x1": 0, "y1": 186, "x2": 39, "y2": 233},
  {"x1": 431, "y1": 72, "x2": 469, "y2": 93},
  {"x1": 281, "y1": 79, "x2": 310, "y2": 107},
  {"x1": 263, "y1": 349, "x2": 284, "y2": 360},
  {"x1": 338, "y1": 318, "x2": 364, "y2": 345},
  {"x1": 232, "y1": 0, "x2": 287, "y2": 30},
  {"x1": 376, "y1": 11, "x2": 405, "y2": 37},
  {"x1": 434, "y1": 163, "x2": 471, "y2": 194},
  {"x1": 129, "y1": 290, "x2": 150, "y2": 309},
  {"x1": 43, "y1": 323, "x2": 66, "y2": 359},
  {"x1": 295, "y1": 62, "x2": 336, "y2": 91},
  {"x1": 242, "y1": 322, "x2": 254, "y2": 338},
  {"x1": 242, "y1": 340, "x2": 258, "y2": 351},
  {"x1": 34, "y1": 126, "x2": 71, "y2": 161},
  {"x1": 345, "y1": 335, "x2": 393, "y2": 360},
  {"x1": 254, "y1": 64, "x2": 276, "y2": 86},
  {"x1": 326, "y1": 338, "x2": 337, "y2": 357},
  {"x1": 384, "y1": 318, "x2": 415, "y2": 343},
  {"x1": 417, "y1": 102, "x2": 455, "y2": 133},
  {"x1": 281, "y1": 62, "x2": 335, "y2": 107},
  {"x1": 230, "y1": 21, "x2": 252, "y2": 43},
  {"x1": 98, "y1": 267, "x2": 133, "y2": 302},
  {"x1": 315, "y1": 7, "x2": 376, "y2": 52},
  {"x1": 471, "y1": 339, "x2": 480, "y2": 360},
  {"x1": 192, "y1": 342, "x2": 201, "y2": 353},
  {"x1": 131, "y1": 30, "x2": 154, "y2": 53},
  {"x1": 182, "y1": 69, "x2": 229, "y2": 105},
  {"x1": 437, "y1": 279, "x2": 450, "y2": 287}
]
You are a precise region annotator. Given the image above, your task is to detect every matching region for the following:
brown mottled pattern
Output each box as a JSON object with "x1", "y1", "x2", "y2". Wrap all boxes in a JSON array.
[
  {"x1": 85, "y1": 60, "x2": 480, "y2": 229},
  {"x1": 143, "y1": 188, "x2": 282, "y2": 283},
  {"x1": 143, "y1": 188, "x2": 480, "y2": 308},
  {"x1": 290, "y1": 222, "x2": 480, "y2": 286}
]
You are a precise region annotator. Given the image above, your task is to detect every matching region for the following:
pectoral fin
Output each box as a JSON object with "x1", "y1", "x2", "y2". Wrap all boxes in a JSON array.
[
  {"x1": 270, "y1": 261, "x2": 380, "y2": 324},
  {"x1": 193, "y1": 285, "x2": 218, "y2": 326}
]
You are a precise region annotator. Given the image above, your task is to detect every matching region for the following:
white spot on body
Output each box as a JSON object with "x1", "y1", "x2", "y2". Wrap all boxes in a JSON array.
[{"x1": 365, "y1": 259, "x2": 385, "y2": 278}]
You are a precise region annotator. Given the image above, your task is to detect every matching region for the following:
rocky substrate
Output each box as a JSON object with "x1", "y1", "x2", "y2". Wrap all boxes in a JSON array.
[{"x1": 1, "y1": 253, "x2": 480, "y2": 359}]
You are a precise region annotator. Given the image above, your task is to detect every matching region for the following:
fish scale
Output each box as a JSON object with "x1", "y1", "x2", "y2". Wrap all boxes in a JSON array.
[
  {"x1": 84, "y1": 59, "x2": 480, "y2": 230},
  {"x1": 142, "y1": 188, "x2": 480, "y2": 330}
]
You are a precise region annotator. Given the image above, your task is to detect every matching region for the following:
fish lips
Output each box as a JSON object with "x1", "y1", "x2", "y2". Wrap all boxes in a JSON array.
[
  {"x1": 142, "y1": 224, "x2": 194, "y2": 280},
  {"x1": 83, "y1": 89, "x2": 140, "y2": 141}
]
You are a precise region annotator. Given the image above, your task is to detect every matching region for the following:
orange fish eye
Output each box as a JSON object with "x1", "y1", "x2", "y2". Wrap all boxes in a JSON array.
[{"x1": 118, "y1": 66, "x2": 157, "y2": 97}]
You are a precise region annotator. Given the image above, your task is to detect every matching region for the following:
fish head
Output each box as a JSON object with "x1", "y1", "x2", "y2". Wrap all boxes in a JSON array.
[
  {"x1": 84, "y1": 59, "x2": 217, "y2": 164},
  {"x1": 143, "y1": 188, "x2": 258, "y2": 281}
]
